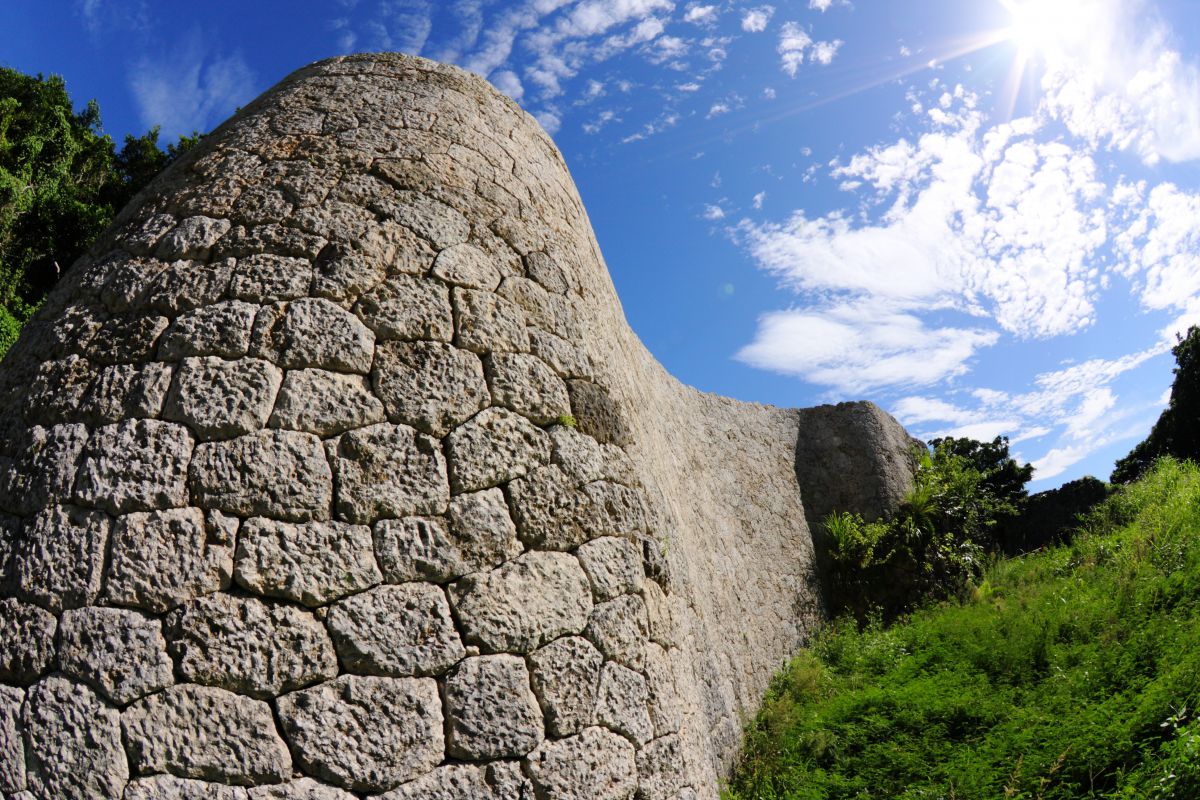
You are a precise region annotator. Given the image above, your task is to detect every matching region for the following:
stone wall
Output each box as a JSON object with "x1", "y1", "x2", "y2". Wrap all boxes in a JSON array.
[{"x1": 0, "y1": 53, "x2": 915, "y2": 799}]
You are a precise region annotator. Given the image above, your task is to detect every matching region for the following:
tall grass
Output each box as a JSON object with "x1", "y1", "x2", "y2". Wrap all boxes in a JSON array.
[{"x1": 727, "y1": 458, "x2": 1200, "y2": 799}]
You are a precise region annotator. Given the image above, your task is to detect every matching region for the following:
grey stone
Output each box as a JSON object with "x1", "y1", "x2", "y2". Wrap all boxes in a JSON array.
[
  {"x1": 123, "y1": 683, "x2": 292, "y2": 785},
  {"x1": 74, "y1": 419, "x2": 194, "y2": 514},
  {"x1": 0, "y1": 599, "x2": 56, "y2": 685},
  {"x1": 328, "y1": 423, "x2": 448, "y2": 524},
  {"x1": 85, "y1": 314, "x2": 171, "y2": 365},
  {"x1": 164, "y1": 357, "x2": 283, "y2": 440},
  {"x1": 506, "y1": 466, "x2": 600, "y2": 550},
  {"x1": 567, "y1": 380, "x2": 632, "y2": 447},
  {"x1": 353, "y1": 274, "x2": 453, "y2": 342},
  {"x1": 105, "y1": 507, "x2": 232, "y2": 613},
  {"x1": 447, "y1": 488, "x2": 523, "y2": 572},
  {"x1": 24, "y1": 355, "x2": 96, "y2": 425},
  {"x1": 229, "y1": 254, "x2": 313, "y2": 303},
  {"x1": 167, "y1": 593, "x2": 338, "y2": 698},
  {"x1": 142, "y1": 259, "x2": 234, "y2": 315},
  {"x1": 379, "y1": 763, "x2": 529, "y2": 800},
  {"x1": 644, "y1": 643, "x2": 683, "y2": 737},
  {"x1": 524, "y1": 727, "x2": 637, "y2": 800},
  {"x1": 496, "y1": 276, "x2": 557, "y2": 330},
  {"x1": 14, "y1": 423, "x2": 88, "y2": 512},
  {"x1": 452, "y1": 288, "x2": 529, "y2": 354},
  {"x1": 0, "y1": 685, "x2": 24, "y2": 794},
  {"x1": 640, "y1": 581, "x2": 676, "y2": 649},
  {"x1": 276, "y1": 675, "x2": 443, "y2": 793},
  {"x1": 372, "y1": 516, "x2": 464, "y2": 583},
  {"x1": 577, "y1": 537, "x2": 644, "y2": 602},
  {"x1": 25, "y1": 677, "x2": 128, "y2": 800},
  {"x1": 449, "y1": 551, "x2": 592, "y2": 654},
  {"x1": 269, "y1": 368, "x2": 385, "y2": 437},
  {"x1": 595, "y1": 662, "x2": 653, "y2": 746},
  {"x1": 525, "y1": 250, "x2": 570, "y2": 294},
  {"x1": 636, "y1": 735, "x2": 688, "y2": 800},
  {"x1": 432, "y1": 243, "x2": 502, "y2": 290},
  {"x1": 529, "y1": 328, "x2": 593, "y2": 380},
  {"x1": 125, "y1": 775, "x2": 250, "y2": 800},
  {"x1": 267, "y1": 298, "x2": 376, "y2": 373},
  {"x1": 15, "y1": 505, "x2": 109, "y2": 612},
  {"x1": 157, "y1": 216, "x2": 232, "y2": 260},
  {"x1": 159, "y1": 301, "x2": 259, "y2": 361},
  {"x1": 445, "y1": 654, "x2": 543, "y2": 760},
  {"x1": 485, "y1": 352, "x2": 571, "y2": 425},
  {"x1": 528, "y1": 635, "x2": 604, "y2": 738},
  {"x1": 585, "y1": 594, "x2": 649, "y2": 670},
  {"x1": 445, "y1": 407, "x2": 550, "y2": 494},
  {"x1": 373, "y1": 189, "x2": 470, "y2": 250},
  {"x1": 101, "y1": 257, "x2": 169, "y2": 311},
  {"x1": 190, "y1": 430, "x2": 333, "y2": 522},
  {"x1": 217, "y1": 223, "x2": 328, "y2": 261},
  {"x1": 120, "y1": 213, "x2": 177, "y2": 256},
  {"x1": 247, "y1": 778, "x2": 358, "y2": 799},
  {"x1": 235, "y1": 518, "x2": 381, "y2": 606},
  {"x1": 373, "y1": 341, "x2": 489, "y2": 437},
  {"x1": 327, "y1": 584, "x2": 463, "y2": 677},
  {"x1": 81, "y1": 362, "x2": 172, "y2": 424},
  {"x1": 59, "y1": 606, "x2": 173, "y2": 704},
  {"x1": 312, "y1": 242, "x2": 387, "y2": 302}
]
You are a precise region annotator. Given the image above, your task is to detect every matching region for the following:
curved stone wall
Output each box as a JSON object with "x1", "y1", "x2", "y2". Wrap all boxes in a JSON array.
[{"x1": 0, "y1": 53, "x2": 915, "y2": 799}]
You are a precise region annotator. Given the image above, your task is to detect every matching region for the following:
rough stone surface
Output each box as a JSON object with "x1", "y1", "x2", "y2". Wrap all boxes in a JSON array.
[
  {"x1": 326, "y1": 584, "x2": 463, "y2": 676},
  {"x1": 247, "y1": 778, "x2": 358, "y2": 799},
  {"x1": 269, "y1": 368, "x2": 385, "y2": 436},
  {"x1": 528, "y1": 635, "x2": 604, "y2": 737},
  {"x1": 276, "y1": 675, "x2": 443, "y2": 793},
  {"x1": 260, "y1": 298, "x2": 376, "y2": 373},
  {"x1": 59, "y1": 606, "x2": 173, "y2": 704},
  {"x1": 445, "y1": 407, "x2": 550, "y2": 493},
  {"x1": 577, "y1": 536, "x2": 644, "y2": 601},
  {"x1": 328, "y1": 422, "x2": 448, "y2": 523},
  {"x1": 81, "y1": 362, "x2": 173, "y2": 423},
  {"x1": 124, "y1": 775, "x2": 250, "y2": 800},
  {"x1": 164, "y1": 356, "x2": 283, "y2": 440},
  {"x1": 432, "y1": 243, "x2": 502, "y2": 290},
  {"x1": 373, "y1": 341, "x2": 489, "y2": 436},
  {"x1": 123, "y1": 684, "x2": 292, "y2": 785},
  {"x1": 353, "y1": 274, "x2": 452, "y2": 342},
  {"x1": 74, "y1": 419, "x2": 193, "y2": 514},
  {"x1": 372, "y1": 516, "x2": 464, "y2": 583},
  {"x1": 586, "y1": 594, "x2": 650, "y2": 670},
  {"x1": 445, "y1": 654, "x2": 543, "y2": 759},
  {"x1": 159, "y1": 301, "x2": 259, "y2": 360},
  {"x1": 0, "y1": 599, "x2": 56, "y2": 685},
  {"x1": 0, "y1": 685, "x2": 25, "y2": 794},
  {"x1": 235, "y1": 517, "x2": 380, "y2": 606},
  {"x1": 485, "y1": 352, "x2": 571, "y2": 425},
  {"x1": 190, "y1": 430, "x2": 333, "y2": 522},
  {"x1": 15, "y1": 505, "x2": 109, "y2": 612},
  {"x1": 25, "y1": 677, "x2": 128, "y2": 800},
  {"x1": 525, "y1": 727, "x2": 638, "y2": 800},
  {"x1": 595, "y1": 662, "x2": 654, "y2": 745},
  {"x1": 379, "y1": 763, "x2": 530, "y2": 800}
]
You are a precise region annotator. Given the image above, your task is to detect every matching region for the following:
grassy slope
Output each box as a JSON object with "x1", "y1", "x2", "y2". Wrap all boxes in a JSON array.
[{"x1": 726, "y1": 459, "x2": 1200, "y2": 800}]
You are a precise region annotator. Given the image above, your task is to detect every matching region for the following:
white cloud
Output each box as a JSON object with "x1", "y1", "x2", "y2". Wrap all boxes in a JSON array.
[
  {"x1": 777, "y1": 22, "x2": 812, "y2": 77},
  {"x1": 702, "y1": 204, "x2": 726, "y2": 220},
  {"x1": 707, "y1": 102, "x2": 730, "y2": 118},
  {"x1": 683, "y1": 4, "x2": 717, "y2": 24},
  {"x1": 76, "y1": 0, "x2": 150, "y2": 36},
  {"x1": 740, "y1": 5, "x2": 774, "y2": 33},
  {"x1": 810, "y1": 39, "x2": 842, "y2": 66},
  {"x1": 489, "y1": 69, "x2": 525, "y2": 101},
  {"x1": 809, "y1": 0, "x2": 833, "y2": 10},
  {"x1": 753, "y1": 191, "x2": 766, "y2": 209},
  {"x1": 534, "y1": 108, "x2": 562, "y2": 134}
]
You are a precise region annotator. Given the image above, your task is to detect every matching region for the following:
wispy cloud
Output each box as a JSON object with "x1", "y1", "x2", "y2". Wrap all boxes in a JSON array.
[{"x1": 740, "y1": 5, "x2": 774, "y2": 33}]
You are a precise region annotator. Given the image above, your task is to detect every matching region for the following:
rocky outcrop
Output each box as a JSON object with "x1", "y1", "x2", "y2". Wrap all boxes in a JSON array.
[{"x1": 0, "y1": 53, "x2": 916, "y2": 798}]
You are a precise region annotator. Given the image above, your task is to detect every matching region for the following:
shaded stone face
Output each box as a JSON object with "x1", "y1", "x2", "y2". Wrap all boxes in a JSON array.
[{"x1": 0, "y1": 50, "x2": 918, "y2": 800}]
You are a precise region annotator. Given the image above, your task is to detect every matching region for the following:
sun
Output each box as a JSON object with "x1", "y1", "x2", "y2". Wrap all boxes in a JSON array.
[{"x1": 1000, "y1": 0, "x2": 1090, "y2": 56}]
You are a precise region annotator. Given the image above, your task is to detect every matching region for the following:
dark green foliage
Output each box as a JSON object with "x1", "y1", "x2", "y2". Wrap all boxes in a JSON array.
[
  {"x1": 0, "y1": 68, "x2": 201, "y2": 359},
  {"x1": 727, "y1": 458, "x2": 1200, "y2": 800},
  {"x1": 824, "y1": 436, "x2": 1033, "y2": 620},
  {"x1": 1001, "y1": 475, "x2": 1111, "y2": 554},
  {"x1": 1113, "y1": 326, "x2": 1200, "y2": 484}
]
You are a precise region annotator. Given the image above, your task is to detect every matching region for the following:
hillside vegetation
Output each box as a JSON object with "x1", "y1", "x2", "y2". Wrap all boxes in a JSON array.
[{"x1": 726, "y1": 458, "x2": 1200, "y2": 799}]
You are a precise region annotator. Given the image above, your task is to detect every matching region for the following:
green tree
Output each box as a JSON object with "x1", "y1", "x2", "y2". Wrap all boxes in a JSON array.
[{"x1": 1112, "y1": 326, "x2": 1200, "y2": 483}]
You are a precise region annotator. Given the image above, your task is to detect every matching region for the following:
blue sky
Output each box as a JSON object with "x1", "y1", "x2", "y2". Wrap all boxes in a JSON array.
[{"x1": 4, "y1": 0, "x2": 1200, "y2": 490}]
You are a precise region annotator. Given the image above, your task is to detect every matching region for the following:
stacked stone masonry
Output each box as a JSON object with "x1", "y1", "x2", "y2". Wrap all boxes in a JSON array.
[{"x1": 0, "y1": 53, "x2": 916, "y2": 799}]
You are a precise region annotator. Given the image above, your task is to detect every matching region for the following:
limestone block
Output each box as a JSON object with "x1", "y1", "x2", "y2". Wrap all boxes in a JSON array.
[
  {"x1": 142, "y1": 259, "x2": 234, "y2": 315},
  {"x1": 235, "y1": 517, "x2": 381, "y2": 606},
  {"x1": 24, "y1": 355, "x2": 96, "y2": 425},
  {"x1": 445, "y1": 407, "x2": 550, "y2": 494},
  {"x1": 105, "y1": 507, "x2": 232, "y2": 613},
  {"x1": 25, "y1": 677, "x2": 128, "y2": 800},
  {"x1": 247, "y1": 778, "x2": 358, "y2": 799},
  {"x1": 159, "y1": 301, "x2": 259, "y2": 361},
  {"x1": 636, "y1": 735, "x2": 688, "y2": 800},
  {"x1": 74, "y1": 419, "x2": 194, "y2": 514},
  {"x1": 432, "y1": 243, "x2": 502, "y2": 290},
  {"x1": 644, "y1": 643, "x2": 683, "y2": 737},
  {"x1": 190, "y1": 430, "x2": 333, "y2": 522},
  {"x1": 641, "y1": 581, "x2": 677, "y2": 648},
  {"x1": 547, "y1": 424, "x2": 606, "y2": 485},
  {"x1": 379, "y1": 762, "x2": 530, "y2": 800},
  {"x1": 216, "y1": 223, "x2": 328, "y2": 261},
  {"x1": 85, "y1": 314, "x2": 171, "y2": 365},
  {"x1": 276, "y1": 675, "x2": 443, "y2": 792},
  {"x1": 229, "y1": 254, "x2": 314, "y2": 303},
  {"x1": 353, "y1": 274, "x2": 453, "y2": 342},
  {"x1": 528, "y1": 635, "x2": 603, "y2": 738},
  {"x1": 529, "y1": 328, "x2": 593, "y2": 380},
  {"x1": 312, "y1": 242, "x2": 387, "y2": 302},
  {"x1": 373, "y1": 516, "x2": 465, "y2": 583},
  {"x1": 157, "y1": 216, "x2": 232, "y2": 260},
  {"x1": 327, "y1": 584, "x2": 463, "y2": 676},
  {"x1": 81, "y1": 362, "x2": 172, "y2": 424},
  {"x1": 595, "y1": 662, "x2": 653, "y2": 746},
  {"x1": 524, "y1": 250, "x2": 570, "y2": 294},
  {"x1": 14, "y1": 423, "x2": 88, "y2": 513},
  {"x1": 447, "y1": 487, "x2": 523, "y2": 571},
  {"x1": 259, "y1": 298, "x2": 376, "y2": 373},
  {"x1": 449, "y1": 551, "x2": 592, "y2": 653},
  {"x1": 125, "y1": 775, "x2": 250, "y2": 799},
  {"x1": 496, "y1": 276, "x2": 557, "y2": 330},
  {"x1": 328, "y1": 423, "x2": 448, "y2": 523},
  {"x1": 0, "y1": 685, "x2": 24, "y2": 794},
  {"x1": 119, "y1": 213, "x2": 177, "y2": 256},
  {"x1": 164, "y1": 357, "x2": 283, "y2": 440},
  {"x1": 577, "y1": 536, "x2": 644, "y2": 602},
  {"x1": 484, "y1": 352, "x2": 571, "y2": 425},
  {"x1": 234, "y1": 185, "x2": 295, "y2": 226},
  {"x1": 124, "y1": 684, "x2": 291, "y2": 785},
  {"x1": 567, "y1": 380, "x2": 632, "y2": 446},
  {"x1": 506, "y1": 465, "x2": 591, "y2": 550},
  {"x1": 101, "y1": 257, "x2": 169, "y2": 311},
  {"x1": 585, "y1": 594, "x2": 649, "y2": 670},
  {"x1": 524, "y1": 727, "x2": 637, "y2": 800},
  {"x1": 15, "y1": 504, "x2": 109, "y2": 612},
  {"x1": 452, "y1": 288, "x2": 529, "y2": 355},
  {"x1": 269, "y1": 368, "x2": 385, "y2": 437},
  {"x1": 0, "y1": 599, "x2": 56, "y2": 684},
  {"x1": 372, "y1": 189, "x2": 470, "y2": 250},
  {"x1": 373, "y1": 341, "x2": 489, "y2": 437},
  {"x1": 445, "y1": 654, "x2": 543, "y2": 760},
  {"x1": 59, "y1": 606, "x2": 173, "y2": 705},
  {"x1": 167, "y1": 593, "x2": 338, "y2": 698}
]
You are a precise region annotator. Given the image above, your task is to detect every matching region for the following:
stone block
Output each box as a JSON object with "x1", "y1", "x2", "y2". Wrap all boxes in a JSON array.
[
  {"x1": 229, "y1": 254, "x2": 313, "y2": 303},
  {"x1": 159, "y1": 301, "x2": 259, "y2": 361},
  {"x1": 81, "y1": 362, "x2": 172, "y2": 424},
  {"x1": 269, "y1": 368, "x2": 385, "y2": 437},
  {"x1": 328, "y1": 423, "x2": 448, "y2": 523},
  {"x1": 141, "y1": 259, "x2": 234, "y2": 315},
  {"x1": 235, "y1": 517, "x2": 380, "y2": 606},
  {"x1": 84, "y1": 314, "x2": 170, "y2": 365},
  {"x1": 327, "y1": 584, "x2": 464, "y2": 677},
  {"x1": 378, "y1": 763, "x2": 530, "y2": 800},
  {"x1": 445, "y1": 654, "x2": 543, "y2": 759},
  {"x1": 372, "y1": 189, "x2": 470, "y2": 250},
  {"x1": 104, "y1": 507, "x2": 232, "y2": 613},
  {"x1": 25, "y1": 677, "x2": 128, "y2": 800},
  {"x1": 15, "y1": 423, "x2": 88, "y2": 513},
  {"x1": 577, "y1": 536, "x2": 644, "y2": 602},
  {"x1": 15, "y1": 505, "x2": 109, "y2": 612},
  {"x1": 567, "y1": 380, "x2": 632, "y2": 446},
  {"x1": 264, "y1": 298, "x2": 376, "y2": 373},
  {"x1": 636, "y1": 734, "x2": 688, "y2": 800},
  {"x1": 431, "y1": 243, "x2": 501, "y2": 290},
  {"x1": 373, "y1": 341, "x2": 489, "y2": 437},
  {"x1": 59, "y1": 606, "x2": 173, "y2": 705},
  {"x1": 276, "y1": 675, "x2": 443, "y2": 793},
  {"x1": 585, "y1": 594, "x2": 649, "y2": 670},
  {"x1": 353, "y1": 274, "x2": 453, "y2": 342},
  {"x1": 452, "y1": 287, "x2": 529, "y2": 355},
  {"x1": 524, "y1": 727, "x2": 637, "y2": 800},
  {"x1": 312, "y1": 242, "x2": 387, "y2": 302},
  {"x1": 0, "y1": 685, "x2": 24, "y2": 794},
  {"x1": 247, "y1": 778, "x2": 358, "y2": 799},
  {"x1": 124, "y1": 775, "x2": 250, "y2": 799},
  {"x1": 24, "y1": 355, "x2": 97, "y2": 425},
  {"x1": 484, "y1": 352, "x2": 571, "y2": 425},
  {"x1": 644, "y1": 643, "x2": 683, "y2": 737},
  {"x1": 595, "y1": 662, "x2": 653, "y2": 746},
  {"x1": 449, "y1": 551, "x2": 592, "y2": 653},
  {"x1": 447, "y1": 487, "x2": 523, "y2": 571},
  {"x1": 528, "y1": 635, "x2": 603, "y2": 738},
  {"x1": 157, "y1": 216, "x2": 232, "y2": 260},
  {"x1": 190, "y1": 430, "x2": 333, "y2": 522},
  {"x1": 0, "y1": 599, "x2": 56, "y2": 685},
  {"x1": 529, "y1": 328, "x2": 593, "y2": 380},
  {"x1": 74, "y1": 419, "x2": 194, "y2": 514},
  {"x1": 445, "y1": 407, "x2": 550, "y2": 494},
  {"x1": 164, "y1": 357, "x2": 283, "y2": 440},
  {"x1": 372, "y1": 516, "x2": 464, "y2": 583}
]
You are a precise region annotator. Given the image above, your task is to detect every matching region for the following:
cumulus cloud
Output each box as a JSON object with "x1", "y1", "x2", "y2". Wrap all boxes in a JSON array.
[
  {"x1": 683, "y1": 3, "x2": 717, "y2": 24},
  {"x1": 777, "y1": 22, "x2": 812, "y2": 77},
  {"x1": 740, "y1": 5, "x2": 774, "y2": 33},
  {"x1": 810, "y1": 39, "x2": 843, "y2": 65}
]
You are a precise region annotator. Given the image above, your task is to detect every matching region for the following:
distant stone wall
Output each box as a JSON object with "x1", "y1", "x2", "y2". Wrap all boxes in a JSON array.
[{"x1": 0, "y1": 53, "x2": 915, "y2": 799}]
